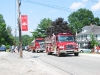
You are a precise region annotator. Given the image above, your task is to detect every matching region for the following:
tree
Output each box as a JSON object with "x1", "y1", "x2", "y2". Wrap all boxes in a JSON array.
[
  {"x1": 0, "y1": 14, "x2": 7, "y2": 45},
  {"x1": 90, "y1": 34, "x2": 98, "y2": 47},
  {"x1": 87, "y1": 34, "x2": 98, "y2": 52},
  {"x1": 46, "y1": 17, "x2": 72, "y2": 36},
  {"x1": 93, "y1": 17, "x2": 100, "y2": 26},
  {"x1": 22, "y1": 35, "x2": 31, "y2": 46},
  {"x1": 6, "y1": 25, "x2": 15, "y2": 45},
  {"x1": 6, "y1": 25, "x2": 12, "y2": 35},
  {"x1": 0, "y1": 14, "x2": 14, "y2": 46},
  {"x1": 32, "y1": 18, "x2": 52, "y2": 38},
  {"x1": 68, "y1": 8, "x2": 94, "y2": 34}
]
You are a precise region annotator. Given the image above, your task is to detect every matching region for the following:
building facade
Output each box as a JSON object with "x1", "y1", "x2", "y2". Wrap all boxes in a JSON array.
[{"x1": 76, "y1": 25, "x2": 100, "y2": 48}]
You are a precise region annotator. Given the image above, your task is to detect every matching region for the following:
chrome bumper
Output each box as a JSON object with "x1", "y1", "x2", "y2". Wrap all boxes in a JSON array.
[{"x1": 60, "y1": 49, "x2": 79, "y2": 54}]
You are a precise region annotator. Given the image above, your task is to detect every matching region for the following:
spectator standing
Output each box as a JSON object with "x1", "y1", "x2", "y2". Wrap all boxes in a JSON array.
[
  {"x1": 96, "y1": 45, "x2": 100, "y2": 53},
  {"x1": 11, "y1": 45, "x2": 15, "y2": 53}
]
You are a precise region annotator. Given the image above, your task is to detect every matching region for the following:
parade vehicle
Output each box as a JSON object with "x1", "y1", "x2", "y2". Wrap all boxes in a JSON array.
[
  {"x1": 30, "y1": 38, "x2": 45, "y2": 53},
  {"x1": 45, "y1": 33, "x2": 79, "y2": 57}
]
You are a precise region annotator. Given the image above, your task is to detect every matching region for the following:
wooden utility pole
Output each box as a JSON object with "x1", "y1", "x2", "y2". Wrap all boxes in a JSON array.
[{"x1": 16, "y1": 0, "x2": 23, "y2": 58}]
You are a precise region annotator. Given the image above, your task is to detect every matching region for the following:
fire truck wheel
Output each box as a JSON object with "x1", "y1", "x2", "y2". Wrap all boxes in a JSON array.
[
  {"x1": 36, "y1": 50, "x2": 39, "y2": 53},
  {"x1": 74, "y1": 53, "x2": 79, "y2": 56},
  {"x1": 56, "y1": 48, "x2": 61, "y2": 57},
  {"x1": 32, "y1": 50, "x2": 35, "y2": 53},
  {"x1": 40, "y1": 51, "x2": 43, "y2": 52}
]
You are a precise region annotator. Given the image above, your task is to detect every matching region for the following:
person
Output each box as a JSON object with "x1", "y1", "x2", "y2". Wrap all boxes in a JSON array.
[
  {"x1": 11, "y1": 45, "x2": 15, "y2": 53},
  {"x1": 96, "y1": 45, "x2": 100, "y2": 53}
]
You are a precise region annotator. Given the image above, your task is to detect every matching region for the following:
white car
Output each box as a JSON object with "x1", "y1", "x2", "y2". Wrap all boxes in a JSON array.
[{"x1": 79, "y1": 48, "x2": 91, "y2": 53}]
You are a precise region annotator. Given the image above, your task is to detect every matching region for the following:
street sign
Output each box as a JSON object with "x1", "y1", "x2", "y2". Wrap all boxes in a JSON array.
[{"x1": 21, "y1": 15, "x2": 28, "y2": 31}]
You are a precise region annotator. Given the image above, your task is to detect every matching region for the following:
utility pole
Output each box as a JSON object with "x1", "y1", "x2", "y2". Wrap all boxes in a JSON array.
[
  {"x1": 15, "y1": 28, "x2": 17, "y2": 46},
  {"x1": 16, "y1": 0, "x2": 23, "y2": 58}
]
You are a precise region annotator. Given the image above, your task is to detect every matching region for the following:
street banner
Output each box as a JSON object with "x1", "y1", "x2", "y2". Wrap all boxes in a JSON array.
[{"x1": 21, "y1": 15, "x2": 28, "y2": 31}]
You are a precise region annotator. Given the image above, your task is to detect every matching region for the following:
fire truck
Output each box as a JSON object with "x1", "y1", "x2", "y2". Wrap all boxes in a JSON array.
[
  {"x1": 30, "y1": 38, "x2": 45, "y2": 53},
  {"x1": 45, "y1": 33, "x2": 79, "y2": 57}
]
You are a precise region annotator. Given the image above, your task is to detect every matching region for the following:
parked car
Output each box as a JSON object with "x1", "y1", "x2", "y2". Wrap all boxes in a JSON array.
[
  {"x1": 25, "y1": 46, "x2": 29, "y2": 51},
  {"x1": 79, "y1": 48, "x2": 91, "y2": 53},
  {"x1": 0, "y1": 45, "x2": 6, "y2": 52},
  {"x1": 22, "y1": 46, "x2": 25, "y2": 50}
]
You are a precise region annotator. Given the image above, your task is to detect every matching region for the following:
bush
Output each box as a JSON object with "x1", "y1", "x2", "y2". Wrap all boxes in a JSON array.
[{"x1": 6, "y1": 45, "x2": 10, "y2": 49}]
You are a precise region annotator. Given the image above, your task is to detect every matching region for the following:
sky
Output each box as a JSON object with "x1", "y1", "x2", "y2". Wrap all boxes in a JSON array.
[{"x1": 0, "y1": 0, "x2": 100, "y2": 36}]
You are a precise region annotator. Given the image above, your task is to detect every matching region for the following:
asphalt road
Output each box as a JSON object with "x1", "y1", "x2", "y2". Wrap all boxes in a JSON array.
[{"x1": 23, "y1": 51, "x2": 100, "y2": 75}]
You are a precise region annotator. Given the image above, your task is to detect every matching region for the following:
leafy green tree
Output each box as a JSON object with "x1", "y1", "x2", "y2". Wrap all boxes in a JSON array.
[
  {"x1": 32, "y1": 18, "x2": 52, "y2": 38},
  {"x1": 0, "y1": 14, "x2": 14, "y2": 46},
  {"x1": 0, "y1": 14, "x2": 7, "y2": 45},
  {"x1": 6, "y1": 25, "x2": 12, "y2": 35},
  {"x1": 68, "y1": 8, "x2": 94, "y2": 34},
  {"x1": 93, "y1": 17, "x2": 100, "y2": 26},
  {"x1": 87, "y1": 34, "x2": 98, "y2": 52},
  {"x1": 32, "y1": 30, "x2": 41, "y2": 39},
  {"x1": 6, "y1": 25, "x2": 15, "y2": 45},
  {"x1": 22, "y1": 35, "x2": 31, "y2": 46},
  {"x1": 27, "y1": 36, "x2": 34, "y2": 45},
  {"x1": 90, "y1": 34, "x2": 98, "y2": 48}
]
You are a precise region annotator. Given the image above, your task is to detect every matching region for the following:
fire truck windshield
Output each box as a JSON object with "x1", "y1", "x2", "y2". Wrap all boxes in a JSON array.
[
  {"x1": 58, "y1": 36, "x2": 74, "y2": 42},
  {"x1": 36, "y1": 40, "x2": 44, "y2": 42}
]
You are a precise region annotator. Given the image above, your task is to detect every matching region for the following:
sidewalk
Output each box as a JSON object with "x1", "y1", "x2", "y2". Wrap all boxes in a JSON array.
[
  {"x1": 80, "y1": 52, "x2": 100, "y2": 57},
  {"x1": 0, "y1": 52, "x2": 62, "y2": 75}
]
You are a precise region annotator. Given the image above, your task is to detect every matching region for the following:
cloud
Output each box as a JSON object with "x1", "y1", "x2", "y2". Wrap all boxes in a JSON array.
[
  {"x1": 82, "y1": 0, "x2": 88, "y2": 2},
  {"x1": 70, "y1": 2, "x2": 85, "y2": 10},
  {"x1": 48, "y1": 9, "x2": 57, "y2": 14},
  {"x1": 91, "y1": 1, "x2": 100, "y2": 11}
]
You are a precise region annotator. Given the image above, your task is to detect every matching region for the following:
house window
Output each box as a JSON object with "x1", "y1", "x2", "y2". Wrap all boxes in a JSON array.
[
  {"x1": 86, "y1": 35, "x2": 87, "y2": 41},
  {"x1": 96, "y1": 35, "x2": 97, "y2": 39},
  {"x1": 86, "y1": 35, "x2": 87, "y2": 38},
  {"x1": 81, "y1": 35, "x2": 83, "y2": 41}
]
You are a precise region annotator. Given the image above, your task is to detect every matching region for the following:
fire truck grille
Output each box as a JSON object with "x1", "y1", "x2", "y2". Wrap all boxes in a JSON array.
[{"x1": 66, "y1": 45, "x2": 74, "y2": 49}]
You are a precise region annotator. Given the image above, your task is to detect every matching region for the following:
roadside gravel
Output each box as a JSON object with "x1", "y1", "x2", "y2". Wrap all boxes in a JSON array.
[{"x1": 0, "y1": 52, "x2": 62, "y2": 75}]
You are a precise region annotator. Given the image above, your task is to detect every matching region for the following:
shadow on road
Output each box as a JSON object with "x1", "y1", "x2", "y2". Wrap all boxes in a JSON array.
[{"x1": 49, "y1": 53, "x2": 80, "y2": 57}]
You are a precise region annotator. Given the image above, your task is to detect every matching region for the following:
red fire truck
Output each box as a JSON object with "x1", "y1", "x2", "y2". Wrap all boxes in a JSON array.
[
  {"x1": 45, "y1": 33, "x2": 79, "y2": 57},
  {"x1": 30, "y1": 38, "x2": 45, "y2": 53}
]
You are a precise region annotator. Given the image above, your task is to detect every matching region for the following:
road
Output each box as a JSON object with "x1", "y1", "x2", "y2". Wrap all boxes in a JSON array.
[{"x1": 24, "y1": 51, "x2": 100, "y2": 75}]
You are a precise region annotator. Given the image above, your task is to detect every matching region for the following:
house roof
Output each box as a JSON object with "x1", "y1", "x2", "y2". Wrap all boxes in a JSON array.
[
  {"x1": 82, "y1": 26, "x2": 90, "y2": 30},
  {"x1": 78, "y1": 25, "x2": 100, "y2": 35}
]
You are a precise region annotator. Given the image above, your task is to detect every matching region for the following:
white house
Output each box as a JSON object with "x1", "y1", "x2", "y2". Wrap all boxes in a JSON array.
[{"x1": 76, "y1": 25, "x2": 100, "y2": 48}]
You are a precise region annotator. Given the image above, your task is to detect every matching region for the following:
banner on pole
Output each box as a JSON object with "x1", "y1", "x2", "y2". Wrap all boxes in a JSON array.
[{"x1": 21, "y1": 15, "x2": 28, "y2": 31}]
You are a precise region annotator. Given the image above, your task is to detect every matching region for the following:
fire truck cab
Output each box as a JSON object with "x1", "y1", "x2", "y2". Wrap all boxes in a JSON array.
[
  {"x1": 30, "y1": 38, "x2": 45, "y2": 53},
  {"x1": 45, "y1": 33, "x2": 79, "y2": 57}
]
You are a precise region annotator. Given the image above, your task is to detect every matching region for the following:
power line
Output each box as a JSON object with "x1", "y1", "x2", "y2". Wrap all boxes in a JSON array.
[
  {"x1": 88, "y1": 0, "x2": 99, "y2": 3},
  {"x1": 22, "y1": 0, "x2": 100, "y2": 17},
  {"x1": 22, "y1": 0, "x2": 99, "y2": 12},
  {"x1": 22, "y1": 0, "x2": 74, "y2": 12}
]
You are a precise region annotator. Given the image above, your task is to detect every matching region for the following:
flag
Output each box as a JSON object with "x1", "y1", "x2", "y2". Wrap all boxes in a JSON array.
[{"x1": 21, "y1": 15, "x2": 28, "y2": 31}]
